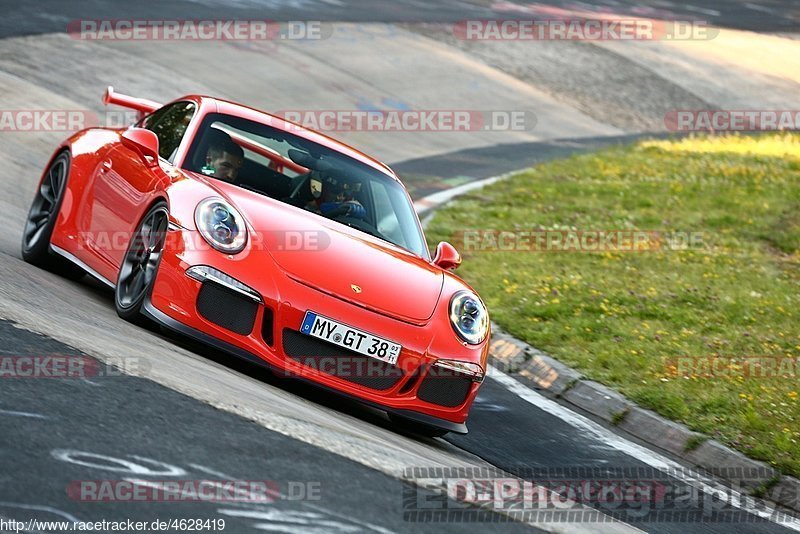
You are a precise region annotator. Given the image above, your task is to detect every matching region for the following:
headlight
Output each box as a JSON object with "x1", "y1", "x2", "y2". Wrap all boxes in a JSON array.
[
  {"x1": 449, "y1": 291, "x2": 489, "y2": 345},
  {"x1": 194, "y1": 197, "x2": 247, "y2": 254}
]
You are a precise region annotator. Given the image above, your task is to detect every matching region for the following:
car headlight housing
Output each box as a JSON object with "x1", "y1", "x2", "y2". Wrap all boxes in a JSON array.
[
  {"x1": 449, "y1": 291, "x2": 489, "y2": 345},
  {"x1": 194, "y1": 197, "x2": 247, "y2": 254}
]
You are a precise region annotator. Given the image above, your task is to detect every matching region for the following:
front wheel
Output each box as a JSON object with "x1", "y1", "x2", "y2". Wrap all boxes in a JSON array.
[
  {"x1": 21, "y1": 151, "x2": 84, "y2": 280},
  {"x1": 114, "y1": 202, "x2": 168, "y2": 323}
]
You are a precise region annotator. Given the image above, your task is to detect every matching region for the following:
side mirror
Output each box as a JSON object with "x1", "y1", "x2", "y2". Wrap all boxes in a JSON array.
[
  {"x1": 433, "y1": 241, "x2": 461, "y2": 270},
  {"x1": 121, "y1": 128, "x2": 159, "y2": 166}
]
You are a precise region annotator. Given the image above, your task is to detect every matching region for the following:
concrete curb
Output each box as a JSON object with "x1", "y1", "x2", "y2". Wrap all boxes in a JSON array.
[
  {"x1": 488, "y1": 292, "x2": 800, "y2": 515},
  {"x1": 415, "y1": 171, "x2": 800, "y2": 515}
]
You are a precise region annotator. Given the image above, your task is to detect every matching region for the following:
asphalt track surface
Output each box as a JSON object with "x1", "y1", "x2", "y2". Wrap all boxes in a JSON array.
[
  {"x1": 1, "y1": 1, "x2": 799, "y2": 533},
  {"x1": 0, "y1": 320, "x2": 536, "y2": 533}
]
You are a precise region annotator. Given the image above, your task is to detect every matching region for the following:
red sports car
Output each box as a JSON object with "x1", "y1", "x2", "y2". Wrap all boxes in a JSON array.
[{"x1": 21, "y1": 87, "x2": 490, "y2": 436}]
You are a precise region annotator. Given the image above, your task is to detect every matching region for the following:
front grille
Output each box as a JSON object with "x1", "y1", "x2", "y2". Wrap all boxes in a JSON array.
[
  {"x1": 417, "y1": 368, "x2": 474, "y2": 407},
  {"x1": 196, "y1": 282, "x2": 258, "y2": 335},
  {"x1": 282, "y1": 329, "x2": 404, "y2": 390}
]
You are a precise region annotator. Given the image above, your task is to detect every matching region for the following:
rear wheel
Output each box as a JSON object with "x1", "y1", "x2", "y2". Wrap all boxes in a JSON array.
[
  {"x1": 21, "y1": 151, "x2": 84, "y2": 280},
  {"x1": 114, "y1": 202, "x2": 168, "y2": 323},
  {"x1": 389, "y1": 414, "x2": 450, "y2": 438}
]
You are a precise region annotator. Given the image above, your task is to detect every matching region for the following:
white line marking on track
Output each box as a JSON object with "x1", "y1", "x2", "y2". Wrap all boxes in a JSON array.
[
  {"x1": 189, "y1": 465, "x2": 396, "y2": 534},
  {"x1": 188, "y1": 463, "x2": 237, "y2": 479},
  {"x1": 744, "y1": 3, "x2": 778, "y2": 14},
  {"x1": 682, "y1": 4, "x2": 721, "y2": 16},
  {"x1": 52, "y1": 449, "x2": 187, "y2": 476},
  {"x1": 488, "y1": 365, "x2": 800, "y2": 530},
  {"x1": 0, "y1": 409, "x2": 48, "y2": 419},
  {"x1": 300, "y1": 503, "x2": 396, "y2": 534}
]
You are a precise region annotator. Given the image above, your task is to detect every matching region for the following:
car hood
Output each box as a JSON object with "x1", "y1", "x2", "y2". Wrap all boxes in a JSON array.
[{"x1": 219, "y1": 184, "x2": 443, "y2": 324}]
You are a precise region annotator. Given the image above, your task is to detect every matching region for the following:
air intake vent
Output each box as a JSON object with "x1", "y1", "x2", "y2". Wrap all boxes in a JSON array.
[
  {"x1": 417, "y1": 368, "x2": 473, "y2": 407},
  {"x1": 196, "y1": 282, "x2": 258, "y2": 335}
]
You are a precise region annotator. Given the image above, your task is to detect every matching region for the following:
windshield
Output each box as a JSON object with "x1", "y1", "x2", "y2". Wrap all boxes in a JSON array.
[{"x1": 184, "y1": 113, "x2": 428, "y2": 258}]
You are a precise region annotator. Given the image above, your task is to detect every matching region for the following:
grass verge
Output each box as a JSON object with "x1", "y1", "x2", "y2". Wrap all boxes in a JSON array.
[{"x1": 426, "y1": 133, "x2": 800, "y2": 476}]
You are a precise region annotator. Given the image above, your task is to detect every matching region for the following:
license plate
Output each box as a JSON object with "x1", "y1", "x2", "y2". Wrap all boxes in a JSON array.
[{"x1": 299, "y1": 311, "x2": 401, "y2": 365}]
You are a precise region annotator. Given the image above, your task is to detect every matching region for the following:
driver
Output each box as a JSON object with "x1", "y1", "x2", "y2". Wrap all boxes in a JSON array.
[
  {"x1": 306, "y1": 177, "x2": 366, "y2": 220},
  {"x1": 200, "y1": 129, "x2": 244, "y2": 183}
]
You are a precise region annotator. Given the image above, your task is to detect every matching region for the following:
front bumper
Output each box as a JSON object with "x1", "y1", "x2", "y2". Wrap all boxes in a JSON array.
[
  {"x1": 142, "y1": 297, "x2": 469, "y2": 434},
  {"x1": 146, "y1": 233, "x2": 484, "y2": 433}
]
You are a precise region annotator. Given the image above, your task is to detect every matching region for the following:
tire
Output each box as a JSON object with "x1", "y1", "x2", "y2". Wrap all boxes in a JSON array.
[
  {"x1": 21, "y1": 151, "x2": 85, "y2": 280},
  {"x1": 114, "y1": 201, "x2": 168, "y2": 324},
  {"x1": 389, "y1": 414, "x2": 450, "y2": 438}
]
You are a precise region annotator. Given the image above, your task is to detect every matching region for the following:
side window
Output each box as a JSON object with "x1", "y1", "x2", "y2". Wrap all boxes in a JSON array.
[{"x1": 138, "y1": 102, "x2": 196, "y2": 162}]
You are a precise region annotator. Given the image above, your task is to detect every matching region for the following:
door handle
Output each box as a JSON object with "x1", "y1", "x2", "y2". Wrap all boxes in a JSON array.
[{"x1": 100, "y1": 159, "x2": 112, "y2": 172}]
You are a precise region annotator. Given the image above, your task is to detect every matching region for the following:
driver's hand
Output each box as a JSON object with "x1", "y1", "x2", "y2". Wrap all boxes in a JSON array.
[
  {"x1": 320, "y1": 202, "x2": 349, "y2": 218},
  {"x1": 343, "y1": 200, "x2": 366, "y2": 220},
  {"x1": 320, "y1": 200, "x2": 366, "y2": 220}
]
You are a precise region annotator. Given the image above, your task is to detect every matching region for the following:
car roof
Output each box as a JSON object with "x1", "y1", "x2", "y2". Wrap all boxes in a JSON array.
[{"x1": 179, "y1": 95, "x2": 400, "y2": 182}]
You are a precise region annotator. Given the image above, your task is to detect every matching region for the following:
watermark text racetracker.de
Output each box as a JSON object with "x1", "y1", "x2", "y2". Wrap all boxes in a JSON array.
[
  {"x1": 453, "y1": 19, "x2": 716, "y2": 41},
  {"x1": 0, "y1": 355, "x2": 149, "y2": 378},
  {"x1": 277, "y1": 109, "x2": 536, "y2": 132},
  {"x1": 667, "y1": 355, "x2": 800, "y2": 380},
  {"x1": 0, "y1": 110, "x2": 141, "y2": 132},
  {"x1": 78, "y1": 229, "x2": 332, "y2": 254},
  {"x1": 665, "y1": 110, "x2": 800, "y2": 132},
  {"x1": 452, "y1": 230, "x2": 705, "y2": 253},
  {"x1": 0, "y1": 110, "x2": 94, "y2": 132},
  {"x1": 67, "y1": 19, "x2": 330, "y2": 41},
  {"x1": 67, "y1": 479, "x2": 320, "y2": 502}
]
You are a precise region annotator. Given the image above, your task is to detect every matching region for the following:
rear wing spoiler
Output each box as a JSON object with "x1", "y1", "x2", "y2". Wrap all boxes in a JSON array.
[{"x1": 102, "y1": 86, "x2": 161, "y2": 120}]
